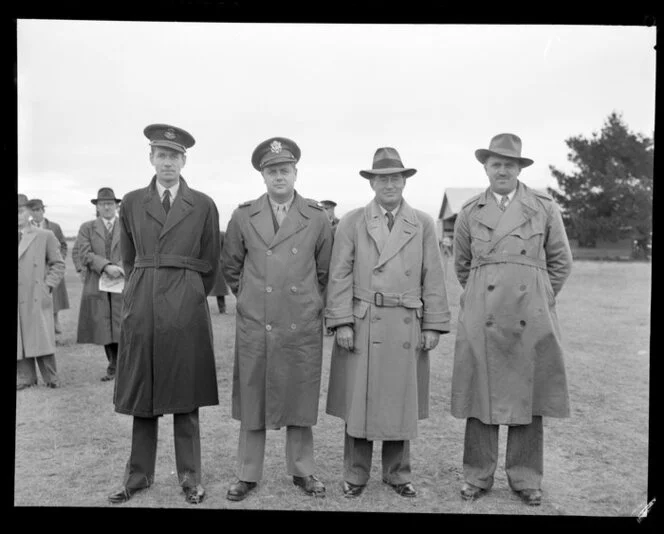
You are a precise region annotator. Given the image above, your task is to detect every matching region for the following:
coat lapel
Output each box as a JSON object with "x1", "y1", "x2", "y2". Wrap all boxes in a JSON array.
[
  {"x1": 248, "y1": 194, "x2": 276, "y2": 247},
  {"x1": 18, "y1": 227, "x2": 37, "y2": 259},
  {"x1": 375, "y1": 200, "x2": 419, "y2": 269},
  {"x1": 364, "y1": 200, "x2": 386, "y2": 256},
  {"x1": 94, "y1": 218, "x2": 107, "y2": 240},
  {"x1": 143, "y1": 176, "x2": 166, "y2": 227},
  {"x1": 111, "y1": 218, "x2": 121, "y2": 254},
  {"x1": 160, "y1": 177, "x2": 195, "y2": 239},
  {"x1": 484, "y1": 182, "x2": 538, "y2": 253},
  {"x1": 471, "y1": 188, "x2": 502, "y2": 231},
  {"x1": 269, "y1": 192, "x2": 309, "y2": 249}
]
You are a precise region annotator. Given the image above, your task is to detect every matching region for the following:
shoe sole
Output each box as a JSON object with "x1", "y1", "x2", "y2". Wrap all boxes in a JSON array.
[{"x1": 226, "y1": 488, "x2": 256, "y2": 502}]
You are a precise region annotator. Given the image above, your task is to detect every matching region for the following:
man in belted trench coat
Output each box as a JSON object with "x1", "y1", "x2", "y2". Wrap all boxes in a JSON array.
[
  {"x1": 17, "y1": 194, "x2": 65, "y2": 389},
  {"x1": 222, "y1": 137, "x2": 333, "y2": 502},
  {"x1": 325, "y1": 147, "x2": 451, "y2": 498},
  {"x1": 452, "y1": 133, "x2": 573, "y2": 506},
  {"x1": 108, "y1": 124, "x2": 220, "y2": 505},
  {"x1": 75, "y1": 188, "x2": 123, "y2": 381}
]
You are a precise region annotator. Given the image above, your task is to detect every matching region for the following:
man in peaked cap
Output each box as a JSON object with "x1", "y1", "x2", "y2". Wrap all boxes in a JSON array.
[
  {"x1": 108, "y1": 124, "x2": 220, "y2": 505},
  {"x1": 222, "y1": 136, "x2": 333, "y2": 501},
  {"x1": 325, "y1": 147, "x2": 451, "y2": 498},
  {"x1": 451, "y1": 133, "x2": 573, "y2": 506},
  {"x1": 74, "y1": 188, "x2": 123, "y2": 382},
  {"x1": 320, "y1": 200, "x2": 340, "y2": 235},
  {"x1": 27, "y1": 198, "x2": 69, "y2": 334},
  {"x1": 17, "y1": 194, "x2": 65, "y2": 390}
]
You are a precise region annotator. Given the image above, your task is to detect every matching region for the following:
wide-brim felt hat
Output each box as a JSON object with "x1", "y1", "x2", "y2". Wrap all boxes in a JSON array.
[
  {"x1": 144, "y1": 123, "x2": 195, "y2": 154},
  {"x1": 475, "y1": 133, "x2": 534, "y2": 167},
  {"x1": 252, "y1": 137, "x2": 301, "y2": 171},
  {"x1": 91, "y1": 187, "x2": 122, "y2": 205},
  {"x1": 27, "y1": 198, "x2": 45, "y2": 210},
  {"x1": 18, "y1": 193, "x2": 29, "y2": 207},
  {"x1": 359, "y1": 147, "x2": 417, "y2": 179}
]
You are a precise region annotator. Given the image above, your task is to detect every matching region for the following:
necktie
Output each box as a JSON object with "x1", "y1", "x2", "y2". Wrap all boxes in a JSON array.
[
  {"x1": 276, "y1": 204, "x2": 286, "y2": 226},
  {"x1": 386, "y1": 211, "x2": 395, "y2": 232},
  {"x1": 162, "y1": 189, "x2": 171, "y2": 214},
  {"x1": 499, "y1": 195, "x2": 509, "y2": 211},
  {"x1": 106, "y1": 220, "x2": 113, "y2": 232}
]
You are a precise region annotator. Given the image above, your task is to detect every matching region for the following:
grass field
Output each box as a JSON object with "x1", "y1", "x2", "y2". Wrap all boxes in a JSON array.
[{"x1": 14, "y1": 242, "x2": 651, "y2": 516}]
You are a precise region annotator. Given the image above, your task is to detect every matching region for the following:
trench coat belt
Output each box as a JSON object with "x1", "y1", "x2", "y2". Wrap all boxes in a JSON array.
[
  {"x1": 470, "y1": 253, "x2": 547, "y2": 270},
  {"x1": 352, "y1": 285, "x2": 422, "y2": 308},
  {"x1": 134, "y1": 254, "x2": 211, "y2": 273}
]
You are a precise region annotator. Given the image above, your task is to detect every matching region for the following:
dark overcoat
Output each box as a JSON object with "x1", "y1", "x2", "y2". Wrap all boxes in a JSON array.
[
  {"x1": 451, "y1": 182, "x2": 573, "y2": 425},
  {"x1": 325, "y1": 199, "x2": 451, "y2": 440},
  {"x1": 18, "y1": 226, "x2": 65, "y2": 359},
  {"x1": 42, "y1": 219, "x2": 70, "y2": 312},
  {"x1": 209, "y1": 231, "x2": 228, "y2": 296},
  {"x1": 114, "y1": 176, "x2": 221, "y2": 417},
  {"x1": 222, "y1": 192, "x2": 333, "y2": 430},
  {"x1": 75, "y1": 218, "x2": 123, "y2": 346}
]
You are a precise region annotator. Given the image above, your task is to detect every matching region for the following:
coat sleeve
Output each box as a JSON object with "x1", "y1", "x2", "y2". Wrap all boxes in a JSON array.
[
  {"x1": 49, "y1": 221, "x2": 68, "y2": 260},
  {"x1": 420, "y1": 214, "x2": 451, "y2": 333},
  {"x1": 453, "y1": 208, "x2": 472, "y2": 289},
  {"x1": 119, "y1": 201, "x2": 136, "y2": 276},
  {"x1": 544, "y1": 201, "x2": 573, "y2": 295},
  {"x1": 221, "y1": 208, "x2": 246, "y2": 296},
  {"x1": 44, "y1": 231, "x2": 65, "y2": 289},
  {"x1": 200, "y1": 199, "x2": 221, "y2": 295},
  {"x1": 78, "y1": 222, "x2": 111, "y2": 274},
  {"x1": 324, "y1": 214, "x2": 355, "y2": 329},
  {"x1": 71, "y1": 237, "x2": 82, "y2": 272},
  {"x1": 314, "y1": 214, "x2": 334, "y2": 295}
]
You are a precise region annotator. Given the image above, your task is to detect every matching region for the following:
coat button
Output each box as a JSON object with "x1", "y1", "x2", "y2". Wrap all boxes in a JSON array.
[
  {"x1": 266, "y1": 250, "x2": 272, "y2": 256},
  {"x1": 520, "y1": 249, "x2": 526, "y2": 255},
  {"x1": 266, "y1": 324, "x2": 272, "y2": 331},
  {"x1": 404, "y1": 317, "x2": 412, "y2": 324},
  {"x1": 405, "y1": 270, "x2": 411, "y2": 276},
  {"x1": 266, "y1": 286, "x2": 272, "y2": 293},
  {"x1": 403, "y1": 342, "x2": 411, "y2": 349},
  {"x1": 520, "y1": 320, "x2": 526, "y2": 326},
  {"x1": 373, "y1": 316, "x2": 381, "y2": 322},
  {"x1": 486, "y1": 321, "x2": 493, "y2": 327},
  {"x1": 290, "y1": 286, "x2": 297, "y2": 293},
  {"x1": 292, "y1": 247, "x2": 298, "y2": 254},
  {"x1": 487, "y1": 285, "x2": 495, "y2": 291},
  {"x1": 290, "y1": 323, "x2": 297, "y2": 330},
  {"x1": 520, "y1": 284, "x2": 527, "y2": 291}
]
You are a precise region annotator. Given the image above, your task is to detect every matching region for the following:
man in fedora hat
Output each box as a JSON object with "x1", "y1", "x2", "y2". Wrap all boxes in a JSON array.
[
  {"x1": 451, "y1": 133, "x2": 573, "y2": 506},
  {"x1": 108, "y1": 124, "x2": 221, "y2": 505},
  {"x1": 222, "y1": 136, "x2": 333, "y2": 502},
  {"x1": 75, "y1": 187, "x2": 123, "y2": 382},
  {"x1": 17, "y1": 194, "x2": 65, "y2": 390},
  {"x1": 27, "y1": 198, "x2": 69, "y2": 334},
  {"x1": 325, "y1": 147, "x2": 451, "y2": 498}
]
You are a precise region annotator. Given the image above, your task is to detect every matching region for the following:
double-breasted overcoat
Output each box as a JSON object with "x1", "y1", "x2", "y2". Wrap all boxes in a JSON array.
[
  {"x1": 17, "y1": 226, "x2": 65, "y2": 359},
  {"x1": 114, "y1": 176, "x2": 221, "y2": 417},
  {"x1": 451, "y1": 182, "x2": 573, "y2": 425},
  {"x1": 325, "y1": 199, "x2": 451, "y2": 441},
  {"x1": 75, "y1": 217, "x2": 122, "y2": 346},
  {"x1": 222, "y1": 192, "x2": 333, "y2": 430}
]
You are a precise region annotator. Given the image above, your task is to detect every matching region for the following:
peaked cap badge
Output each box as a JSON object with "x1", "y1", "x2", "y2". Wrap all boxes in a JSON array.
[
  {"x1": 164, "y1": 128, "x2": 177, "y2": 140},
  {"x1": 270, "y1": 140, "x2": 283, "y2": 153}
]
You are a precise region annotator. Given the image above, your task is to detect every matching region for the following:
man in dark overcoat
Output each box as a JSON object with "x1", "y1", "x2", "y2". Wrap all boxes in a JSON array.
[
  {"x1": 108, "y1": 124, "x2": 221, "y2": 505},
  {"x1": 452, "y1": 133, "x2": 573, "y2": 506},
  {"x1": 209, "y1": 230, "x2": 229, "y2": 313},
  {"x1": 27, "y1": 198, "x2": 69, "y2": 334},
  {"x1": 222, "y1": 137, "x2": 333, "y2": 502},
  {"x1": 75, "y1": 188, "x2": 123, "y2": 381}
]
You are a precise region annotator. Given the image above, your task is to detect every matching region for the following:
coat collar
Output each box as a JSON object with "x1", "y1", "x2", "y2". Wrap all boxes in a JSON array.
[
  {"x1": 472, "y1": 181, "x2": 538, "y2": 231},
  {"x1": 18, "y1": 225, "x2": 38, "y2": 259},
  {"x1": 142, "y1": 175, "x2": 196, "y2": 240},
  {"x1": 248, "y1": 191, "x2": 310, "y2": 248},
  {"x1": 365, "y1": 198, "x2": 419, "y2": 268}
]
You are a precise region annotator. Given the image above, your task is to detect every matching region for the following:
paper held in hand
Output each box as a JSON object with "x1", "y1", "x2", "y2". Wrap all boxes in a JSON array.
[{"x1": 99, "y1": 272, "x2": 125, "y2": 293}]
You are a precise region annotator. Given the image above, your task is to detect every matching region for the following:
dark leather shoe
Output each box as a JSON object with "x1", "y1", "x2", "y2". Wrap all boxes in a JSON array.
[
  {"x1": 515, "y1": 488, "x2": 542, "y2": 506},
  {"x1": 460, "y1": 482, "x2": 486, "y2": 501},
  {"x1": 100, "y1": 374, "x2": 115, "y2": 382},
  {"x1": 183, "y1": 484, "x2": 206, "y2": 504},
  {"x1": 383, "y1": 480, "x2": 417, "y2": 498},
  {"x1": 226, "y1": 480, "x2": 257, "y2": 502},
  {"x1": 342, "y1": 481, "x2": 366, "y2": 498},
  {"x1": 293, "y1": 475, "x2": 326, "y2": 497},
  {"x1": 46, "y1": 382, "x2": 59, "y2": 389},
  {"x1": 108, "y1": 486, "x2": 143, "y2": 504}
]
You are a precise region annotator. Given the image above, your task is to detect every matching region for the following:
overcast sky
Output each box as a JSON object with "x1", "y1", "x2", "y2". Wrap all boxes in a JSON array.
[{"x1": 17, "y1": 20, "x2": 656, "y2": 236}]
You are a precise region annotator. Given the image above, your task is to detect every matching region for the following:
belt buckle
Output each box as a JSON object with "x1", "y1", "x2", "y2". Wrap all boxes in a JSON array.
[{"x1": 374, "y1": 291, "x2": 384, "y2": 307}]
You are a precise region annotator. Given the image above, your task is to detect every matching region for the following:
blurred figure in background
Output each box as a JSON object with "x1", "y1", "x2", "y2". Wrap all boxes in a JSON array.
[
  {"x1": 209, "y1": 230, "x2": 229, "y2": 313},
  {"x1": 320, "y1": 200, "x2": 339, "y2": 235},
  {"x1": 27, "y1": 198, "x2": 69, "y2": 334},
  {"x1": 75, "y1": 187, "x2": 123, "y2": 382},
  {"x1": 17, "y1": 194, "x2": 65, "y2": 390}
]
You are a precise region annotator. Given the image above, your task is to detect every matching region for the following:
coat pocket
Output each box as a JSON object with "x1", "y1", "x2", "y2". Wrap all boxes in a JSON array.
[{"x1": 352, "y1": 299, "x2": 369, "y2": 320}]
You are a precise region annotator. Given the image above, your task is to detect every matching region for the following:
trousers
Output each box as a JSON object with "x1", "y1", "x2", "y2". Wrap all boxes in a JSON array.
[
  {"x1": 343, "y1": 429, "x2": 411, "y2": 486},
  {"x1": 104, "y1": 343, "x2": 118, "y2": 375},
  {"x1": 123, "y1": 409, "x2": 202, "y2": 490},
  {"x1": 17, "y1": 355, "x2": 59, "y2": 386},
  {"x1": 463, "y1": 416, "x2": 543, "y2": 491},
  {"x1": 236, "y1": 426, "x2": 315, "y2": 482}
]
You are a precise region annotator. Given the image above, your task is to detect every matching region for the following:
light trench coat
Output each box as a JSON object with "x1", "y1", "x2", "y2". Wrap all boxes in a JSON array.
[
  {"x1": 451, "y1": 182, "x2": 573, "y2": 425},
  {"x1": 325, "y1": 199, "x2": 451, "y2": 441}
]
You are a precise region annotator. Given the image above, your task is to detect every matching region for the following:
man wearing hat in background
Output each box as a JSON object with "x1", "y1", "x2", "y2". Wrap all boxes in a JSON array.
[
  {"x1": 451, "y1": 133, "x2": 573, "y2": 506},
  {"x1": 109, "y1": 124, "x2": 220, "y2": 505},
  {"x1": 209, "y1": 230, "x2": 230, "y2": 314},
  {"x1": 320, "y1": 200, "x2": 340, "y2": 235},
  {"x1": 17, "y1": 194, "x2": 65, "y2": 390},
  {"x1": 75, "y1": 188, "x2": 123, "y2": 382},
  {"x1": 27, "y1": 199, "x2": 69, "y2": 334},
  {"x1": 325, "y1": 147, "x2": 450, "y2": 498},
  {"x1": 222, "y1": 136, "x2": 333, "y2": 502}
]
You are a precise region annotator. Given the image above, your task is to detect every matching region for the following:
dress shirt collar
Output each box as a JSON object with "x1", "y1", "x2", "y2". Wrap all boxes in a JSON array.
[
  {"x1": 156, "y1": 179, "x2": 180, "y2": 201},
  {"x1": 268, "y1": 193, "x2": 295, "y2": 213}
]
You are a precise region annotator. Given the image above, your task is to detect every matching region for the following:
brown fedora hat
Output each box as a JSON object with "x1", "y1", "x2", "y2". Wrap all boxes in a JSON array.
[
  {"x1": 360, "y1": 147, "x2": 417, "y2": 179},
  {"x1": 91, "y1": 187, "x2": 122, "y2": 205},
  {"x1": 475, "y1": 133, "x2": 534, "y2": 167}
]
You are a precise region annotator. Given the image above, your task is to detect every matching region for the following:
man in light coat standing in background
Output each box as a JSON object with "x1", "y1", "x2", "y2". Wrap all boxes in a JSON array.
[
  {"x1": 222, "y1": 137, "x2": 333, "y2": 502},
  {"x1": 452, "y1": 133, "x2": 573, "y2": 506},
  {"x1": 17, "y1": 194, "x2": 65, "y2": 390},
  {"x1": 325, "y1": 147, "x2": 451, "y2": 498}
]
